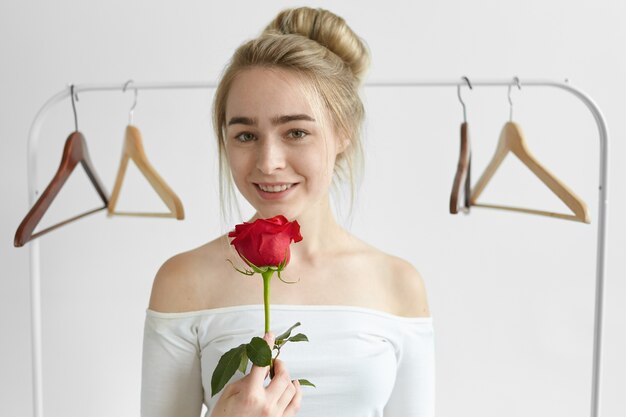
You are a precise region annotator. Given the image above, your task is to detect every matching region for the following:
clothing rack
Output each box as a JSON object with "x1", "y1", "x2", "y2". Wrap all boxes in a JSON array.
[{"x1": 23, "y1": 78, "x2": 609, "y2": 417}]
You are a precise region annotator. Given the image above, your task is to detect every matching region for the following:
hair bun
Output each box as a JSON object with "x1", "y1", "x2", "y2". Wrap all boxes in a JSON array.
[{"x1": 263, "y1": 7, "x2": 370, "y2": 82}]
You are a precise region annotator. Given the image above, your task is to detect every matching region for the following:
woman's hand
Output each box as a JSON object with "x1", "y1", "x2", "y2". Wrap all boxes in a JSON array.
[{"x1": 210, "y1": 333, "x2": 302, "y2": 417}]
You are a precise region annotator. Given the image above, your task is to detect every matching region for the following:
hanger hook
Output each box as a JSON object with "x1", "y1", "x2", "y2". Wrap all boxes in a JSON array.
[
  {"x1": 70, "y1": 84, "x2": 79, "y2": 131},
  {"x1": 507, "y1": 76, "x2": 521, "y2": 121},
  {"x1": 123, "y1": 79, "x2": 138, "y2": 125},
  {"x1": 457, "y1": 76, "x2": 472, "y2": 123}
]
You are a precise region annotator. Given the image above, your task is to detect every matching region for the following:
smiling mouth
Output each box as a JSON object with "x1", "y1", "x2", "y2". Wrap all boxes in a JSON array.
[{"x1": 255, "y1": 183, "x2": 296, "y2": 193}]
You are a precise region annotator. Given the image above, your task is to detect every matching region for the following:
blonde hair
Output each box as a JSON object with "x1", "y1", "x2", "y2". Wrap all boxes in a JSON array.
[{"x1": 212, "y1": 7, "x2": 370, "y2": 225}]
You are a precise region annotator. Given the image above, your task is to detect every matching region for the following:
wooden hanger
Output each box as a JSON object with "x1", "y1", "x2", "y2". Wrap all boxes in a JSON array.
[
  {"x1": 450, "y1": 122, "x2": 471, "y2": 214},
  {"x1": 107, "y1": 124, "x2": 184, "y2": 219},
  {"x1": 14, "y1": 131, "x2": 110, "y2": 247},
  {"x1": 469, "y1": 121, "x2": 590, "y2": 223},
  {"x1": 451, "y1": 78, "x2": 472, "y2": 214}
]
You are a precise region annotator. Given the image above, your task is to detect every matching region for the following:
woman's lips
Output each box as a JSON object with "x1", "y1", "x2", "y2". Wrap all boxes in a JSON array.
[{"x1": 254, "y1": 183, "x2": 298, "y2": 200}]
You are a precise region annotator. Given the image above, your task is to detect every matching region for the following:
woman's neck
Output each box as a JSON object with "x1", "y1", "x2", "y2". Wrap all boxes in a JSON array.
[
  {"x1": 250, "y1": 196, "x2": 348, "y2": 261},
  {"x1": 297, "y1": 209, "x2": 345, "y2": 257}
]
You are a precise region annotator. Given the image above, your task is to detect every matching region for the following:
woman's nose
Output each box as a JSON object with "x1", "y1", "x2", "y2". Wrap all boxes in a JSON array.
[{"x1": 256, "y1": 138, "x2": 286, "y2": 174}]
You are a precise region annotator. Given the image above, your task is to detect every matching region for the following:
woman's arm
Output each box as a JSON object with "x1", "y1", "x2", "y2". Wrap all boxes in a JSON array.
[
  {"x1": 141, "y1": 256, "x2": 205, "y2": 417},
  {"x1": 384, "y1": 262, "x2": 435, "y2": 416},
  {"x1": 141, "y1": 311, "x2": 204, "y2": 417}
]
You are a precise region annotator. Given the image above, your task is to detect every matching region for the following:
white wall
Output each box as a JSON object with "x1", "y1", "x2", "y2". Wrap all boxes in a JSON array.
[{"x1": 1, "y1": 1, "x2": 624, "y2": 416}]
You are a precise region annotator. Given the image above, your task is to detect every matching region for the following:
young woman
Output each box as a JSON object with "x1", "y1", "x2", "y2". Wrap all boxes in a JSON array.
[{"x1": 141, "y1": 7, "x2": 434, "y2": 417}]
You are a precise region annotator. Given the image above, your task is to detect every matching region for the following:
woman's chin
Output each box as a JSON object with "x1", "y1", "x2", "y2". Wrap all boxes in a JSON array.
[{"x1": 254, "y1": 209, "x2": 299, "y2": 221}]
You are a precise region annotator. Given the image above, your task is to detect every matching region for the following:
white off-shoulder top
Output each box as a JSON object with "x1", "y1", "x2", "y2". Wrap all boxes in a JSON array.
[{"x1": 141, "y1": 304, "x2": 434, "y2": 417}]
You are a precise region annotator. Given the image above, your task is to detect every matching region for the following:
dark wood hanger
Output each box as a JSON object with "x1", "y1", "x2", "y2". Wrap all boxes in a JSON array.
[
  {"x1": 14, "y1": 131, "x2": 110, "y2": 247},
  {"x1": 450, "y1": 122, "x2": 471, "y2": 214}
]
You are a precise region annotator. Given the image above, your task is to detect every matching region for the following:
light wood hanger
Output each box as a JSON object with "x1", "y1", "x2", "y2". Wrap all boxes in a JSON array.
[
  {"x1": 107, "y1": 124, "x2": 184, "y2": 219},
  {"x1": 450, "y1": 122, "x2": 471, "y2": 214},
  {"x1": 469, "y1": 120, "x2": 590, "y2": 223},
  {"x1": 14, "y1": 131, "x2": 110, "y2": 247},
  {"x1": 107, "y1": 82, "x2": 184, "y2": 219}
]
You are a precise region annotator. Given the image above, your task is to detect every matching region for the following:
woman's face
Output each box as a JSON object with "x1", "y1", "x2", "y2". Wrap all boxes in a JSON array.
[{"x1": 224, "y1": 67, "x2": 345, "y2": 220}]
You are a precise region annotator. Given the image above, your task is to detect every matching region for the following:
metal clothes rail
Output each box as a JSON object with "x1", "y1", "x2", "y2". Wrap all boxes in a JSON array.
[{"x1": 24, "y1": 78, "x2": 609, "y2": 417}]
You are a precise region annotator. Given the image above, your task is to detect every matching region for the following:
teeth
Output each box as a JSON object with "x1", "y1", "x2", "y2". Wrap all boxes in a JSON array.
[{"x1": 258, "y1": 183, "x2": 293, "y2": 193}]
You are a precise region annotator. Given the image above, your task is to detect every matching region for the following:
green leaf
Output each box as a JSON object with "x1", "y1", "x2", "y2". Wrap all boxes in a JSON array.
[
  {"x1": 246, "y1": 337, "x2": 272, "y2": 367},
  {"x1": 238, "y1": 348, "x2": 249, "y2": 374},
  {"x1": 297, "y1": 379, "x2": 316, "y2": 387},
  {"x1": 211, "y1": 344, "x2": 246, "y2": 397},
  {"x1": 276, "y1": 322, "x2": 301, "y2": 343},
  {"x1": 287, "y1": 333, "x2": 309, "y2": 342}
]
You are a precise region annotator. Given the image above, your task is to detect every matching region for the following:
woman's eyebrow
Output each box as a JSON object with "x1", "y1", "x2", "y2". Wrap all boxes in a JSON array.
[
  {"x1": 271, "y1": 114, "x2": 316, "y2": 125},
  {"x1": 228, "y1": 116, "x2": 256, "y2": 126},
  {"x1": 227, "y1": 114, "x2": 316, "y2": 126}
]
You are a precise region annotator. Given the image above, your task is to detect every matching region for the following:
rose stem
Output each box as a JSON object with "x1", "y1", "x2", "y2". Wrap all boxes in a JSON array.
[
  {"x1": 261, "y1": 270, "x2": 274, "y2": 334},
  {"x1": 261, "y1": 270, "x2": 275, "y2": 377}
]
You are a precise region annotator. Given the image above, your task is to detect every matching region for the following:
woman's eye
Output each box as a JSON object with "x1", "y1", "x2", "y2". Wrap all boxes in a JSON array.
[
  {"x1": 287, "y1": 129, "x2": 308, "y2": 140},
  {"x1": 235, "y1": 132, "x2": 255, "y2": 142}
]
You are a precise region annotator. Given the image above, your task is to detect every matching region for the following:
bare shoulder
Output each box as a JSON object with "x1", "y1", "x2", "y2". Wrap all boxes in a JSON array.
[
  {"x1": 351, "y1": 238, "x2": 430, "y2": 318},
  {"x1": 148, "y1": 235, "x2": 229, "y2": 313},
  {"x1": 384, "y1": 254, "x2": 431, "y2": 318}
]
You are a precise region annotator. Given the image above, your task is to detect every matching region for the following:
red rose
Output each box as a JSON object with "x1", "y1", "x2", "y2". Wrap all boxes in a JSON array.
[
  {"x1": 228, "y1": 215, "x2": 303, "y2": 268},
  {"x1": 214, "y1": 216, "x2": 311, "y2": 394}
]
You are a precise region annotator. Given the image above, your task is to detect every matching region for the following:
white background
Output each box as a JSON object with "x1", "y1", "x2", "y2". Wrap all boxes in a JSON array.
[{"x1": 1, "y1": 1, "x2": 624, "y2": 416}]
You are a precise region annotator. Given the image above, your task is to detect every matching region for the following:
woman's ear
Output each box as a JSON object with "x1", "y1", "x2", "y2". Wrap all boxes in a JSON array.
[{"x1": 336, "y1": 138, "x2": 351, "y2": 154}]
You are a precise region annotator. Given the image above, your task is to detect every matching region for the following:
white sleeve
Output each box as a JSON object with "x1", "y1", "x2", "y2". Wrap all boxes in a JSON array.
[
  {"x1": 141, "y1": 312, "x2": 204, "y2": 417},
  {"x1": 384, "y1": 321, "x2": 435, "y2": 417}
]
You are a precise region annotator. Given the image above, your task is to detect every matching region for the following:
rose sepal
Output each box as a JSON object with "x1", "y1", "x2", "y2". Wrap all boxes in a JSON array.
[
  {"x1": 275, "y1": 250, "x2": 301, "y2": 283},
  {"x1": 229, "y1": 251, "x2": 299, "y2": 285},
  {"x1": 225, "y1": 259, "x2": 256, "y2": 276},
  {"x1": 235, "y1": 252, "x2": 284, "y2": 274},
  {"x1": 277, "y1": 268, "x2": 300, "y2": 284}
]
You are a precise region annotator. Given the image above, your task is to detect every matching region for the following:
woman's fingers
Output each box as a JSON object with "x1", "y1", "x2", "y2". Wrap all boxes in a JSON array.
[
  {"x1": 282, "y1": 379, "x2": 302, "y2": 417},
  {"x1": 238, "y1": 333, "x2": 302, "y2": 416},
  {"x1": 275, "y1": 377, "x2": 299, "y2": 414},
  {"x1": 264, "y1": 332, "x2": 276, "y2": 348},
  {"x1": 265, "y1": 358, "x2": 292, "y2": 398},
  {"x1": 267, "y1": 359, "x2": 299, "y2": 414},
  {"x1": 247, "y1": 332, "x2": 275, "y2": 383}
]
